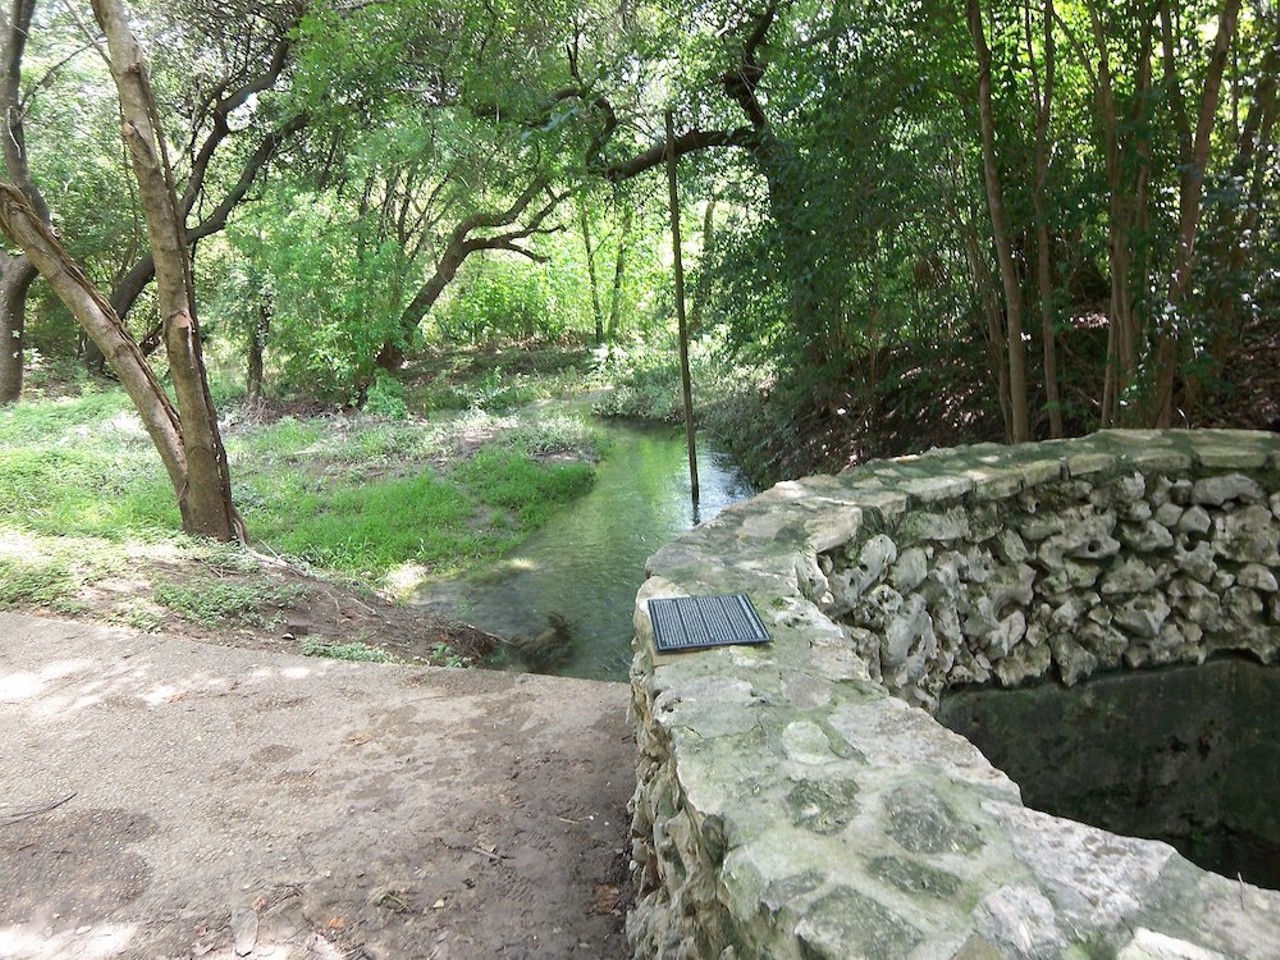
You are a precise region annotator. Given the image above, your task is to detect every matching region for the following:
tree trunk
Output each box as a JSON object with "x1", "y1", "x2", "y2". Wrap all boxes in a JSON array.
[
  {"x1": 377, "y1": 246, "x2": 468, "y2": 373},
  {"x1": 107, "y1": 112, "x2": 307, "y2": 325},
  {"x1": 577, "y1": 197, "x2": 605, "y2": 343},
  {"x1": 606, "y1": 203, "x2": 633, "y2": 342},
  {"x1": 0, "y1": 251, "x2": 34, "y2": 403},
  {"x1": 0, "y1": 0, "x2": 52, "y2": 402},
  {"x1": 1149, "y1": 0, "x2": 1242, "y2": 426},
  {"x1": 1087, "y1": 1, "x2": 1153, "y2": 427},
  {"x1": 93, "y1": 0, "x2": 241, "y2": 541},
  {"x1": 0, "y1": 184, "x2": 188, "y2": 495},
  {"x1": 247, "y1": 302, "x2": 269, "y2": 403},
  {"x1": 960, "y1": 215, "x2": 1013, "y2": 442},
  {"x1": 688, "y1": 198, "x2": 717, "y2": 336},
  {"x1": 377, "y1": 180, "x2": 559, "y2": 373},
  {"x1": 967, "y1": 0, "x2": 1029, "y2": 443},
  {"x1": 1027, "y1": 0, "x2": 1063, "y2": 438},
  {"x1": 1207, "y1": 36, "x2": 1278, "y2": 371}
]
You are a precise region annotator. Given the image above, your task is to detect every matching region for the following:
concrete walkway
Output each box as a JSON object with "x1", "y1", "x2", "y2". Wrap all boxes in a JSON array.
[{"x1": 0, "y1": 613, "x2": 634, "y2": 959}]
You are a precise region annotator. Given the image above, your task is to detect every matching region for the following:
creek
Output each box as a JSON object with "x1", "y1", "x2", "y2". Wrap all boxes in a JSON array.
[{"x1": 410, "y1": 416, "x2": 755, "y2": 681}]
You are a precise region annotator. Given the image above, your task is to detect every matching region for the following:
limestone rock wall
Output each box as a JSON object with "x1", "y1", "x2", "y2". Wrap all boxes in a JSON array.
[
  {"x1": 628, "y1": 430, "x2": 1280, "y2": 959},
  {"x1": 819, "y1": 449, "x2": 1280, "y2": 710}
]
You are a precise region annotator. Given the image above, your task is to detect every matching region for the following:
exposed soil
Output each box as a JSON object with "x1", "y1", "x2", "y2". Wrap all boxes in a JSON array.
[
  {"x1": 0, "y1": 612, "x2": 636, "y2": 960},
  {"x1": 15, "y1": 547, "x2": 505, "y2": 670}
]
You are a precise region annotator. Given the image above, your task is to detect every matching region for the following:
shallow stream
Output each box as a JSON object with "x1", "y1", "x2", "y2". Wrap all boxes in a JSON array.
[{"x1": 410, "y1": 417, "x2": 755, "y2": 681}]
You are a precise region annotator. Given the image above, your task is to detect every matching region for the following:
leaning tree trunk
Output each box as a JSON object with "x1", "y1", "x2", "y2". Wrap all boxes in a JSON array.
[
  {"x1": 92, "y1": 0, "x2": 241, "y2": 541},
  {"x1": 0, "y1": 185, "x2": 188, "y2": 493}
]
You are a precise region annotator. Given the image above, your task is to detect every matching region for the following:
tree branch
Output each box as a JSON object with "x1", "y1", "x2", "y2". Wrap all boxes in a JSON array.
[{"x1": 602, "y1": 127, "x2": 756, "y2": 181}]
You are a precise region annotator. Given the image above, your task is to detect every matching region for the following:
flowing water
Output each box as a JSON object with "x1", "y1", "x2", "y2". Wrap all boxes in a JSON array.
[{"x1": 410, "y1": 417, "x2": 755, "y2": 681}]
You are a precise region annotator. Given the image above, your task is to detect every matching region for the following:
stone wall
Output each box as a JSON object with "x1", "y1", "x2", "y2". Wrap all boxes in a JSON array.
[{"x1": 628, "y1": 430, "x2": 1280, "y2": 959}]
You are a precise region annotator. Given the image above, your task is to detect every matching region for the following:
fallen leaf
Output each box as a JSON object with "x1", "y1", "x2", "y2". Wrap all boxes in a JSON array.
[
  {"x1": 589, "y1": 884, "x2": 622, "y2": 915},
  {"x1": 327, "y1": 916, "x2": 346, "y2": 930}
]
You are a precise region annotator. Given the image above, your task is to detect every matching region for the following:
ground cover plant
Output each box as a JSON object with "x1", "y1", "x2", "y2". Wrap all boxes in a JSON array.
[{"x1": 0, "y1": 377, "x2": 602, "y2": 664}]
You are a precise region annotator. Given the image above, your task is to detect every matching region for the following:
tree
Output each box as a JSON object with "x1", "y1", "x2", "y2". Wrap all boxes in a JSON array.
[
  {"x1": 0, "y1": 0, "x2": 241, "y2": 539},
  {"x1": 1148, "y1": 0, "x2": 1242, "y2": 426},
  {"x1": 967, "y1": 0, "x2": 1030, "y2": 443},
  {"x1": 0, "y1": 0, "x2": 49, "y2": 404},
  {"x1": 102, "y1": 0, "x2": 306, "y2": 357}
]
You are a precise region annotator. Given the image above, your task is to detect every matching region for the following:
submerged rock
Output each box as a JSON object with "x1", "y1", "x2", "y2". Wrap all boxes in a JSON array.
[{"x1": 506, "y1": 612, "x2": 575, "y2": 671}]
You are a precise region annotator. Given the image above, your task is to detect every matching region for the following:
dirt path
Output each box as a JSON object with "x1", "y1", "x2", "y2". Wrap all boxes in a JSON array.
[{"x1": 0, "y1": 613, "x2": 635, "y2": 959}]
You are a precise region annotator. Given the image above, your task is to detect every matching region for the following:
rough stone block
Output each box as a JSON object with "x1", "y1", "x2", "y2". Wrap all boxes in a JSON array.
[
  {"x1": 1193, "y1": 473, "x2": 1266, "y2": 506},
  {"x1": 794, "y1": 887, "x2": 922, "y2": 959},
  {"x1": 1196, "y1": 447, "x2": 1270, "y2": 471},
  {"x1": 1051, "y1": 635, "x2": 1098, "y2": 686},
  {"x1": 1154, "y1": 501, "x2": 1184, "y2": 528},
  {"x1": 1213, "y1": 505, "x2": 1280, "y2": 563},
  {"x1": 890, "y1": 546, "x2": 929, "y2": 592},
  {"x1": 1174, "y1": 539, "x2": 1217, "y2": 583},
  {"x1": 992, "y1": 640, "x2": 1052, "y2": 686},
  {"x1": 1119, "y1": 519, "x2": 1175, "y2": 552},
  {"x1": 1113, "y1": 592, "x2": 1173, "y2": 639}
]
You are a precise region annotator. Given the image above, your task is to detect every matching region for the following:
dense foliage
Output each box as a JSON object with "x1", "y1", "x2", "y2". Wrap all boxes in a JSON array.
[{"x1": 0, "y1": 0, "x2": 1275, "y2": 502}]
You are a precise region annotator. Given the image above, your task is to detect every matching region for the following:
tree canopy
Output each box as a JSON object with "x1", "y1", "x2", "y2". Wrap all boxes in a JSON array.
[{"x1": 0, "y1": 0, "x2": 1275, "y2": 532}]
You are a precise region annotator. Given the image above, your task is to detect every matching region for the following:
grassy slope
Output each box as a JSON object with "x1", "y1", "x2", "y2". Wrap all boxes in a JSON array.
[{"x1": 0, "y1": 384, "x2": 601, "y2": 643}]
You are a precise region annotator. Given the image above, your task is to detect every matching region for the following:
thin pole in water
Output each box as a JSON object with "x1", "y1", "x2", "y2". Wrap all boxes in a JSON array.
[{"x1": 665, "y1": 108, "x2": 699, "y2": 504}]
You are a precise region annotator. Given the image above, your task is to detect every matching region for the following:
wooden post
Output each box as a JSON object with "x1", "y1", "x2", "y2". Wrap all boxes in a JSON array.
[{"x1": 666, "y1": 109, "x2": 699, "y2": 504}]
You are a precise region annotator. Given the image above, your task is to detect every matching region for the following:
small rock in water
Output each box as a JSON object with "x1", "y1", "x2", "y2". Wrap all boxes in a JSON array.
[{"x1": 507, "y1": 612, "x2": 575, "y2": 671}]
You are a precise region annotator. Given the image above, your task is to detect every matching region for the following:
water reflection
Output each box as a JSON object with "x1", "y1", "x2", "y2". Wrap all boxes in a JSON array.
[{"x1": 410, "y1": 419, "x2": 755, "y2": 681}]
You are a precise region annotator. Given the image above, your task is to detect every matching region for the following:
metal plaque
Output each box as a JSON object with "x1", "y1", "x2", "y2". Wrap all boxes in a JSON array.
[{"x1": 648, "y1": 594, "x2": 771, "y2": 654}]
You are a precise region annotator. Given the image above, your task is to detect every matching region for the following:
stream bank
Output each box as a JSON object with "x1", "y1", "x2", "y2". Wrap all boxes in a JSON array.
[{"x1": 410, "y1": 416, "x2": 755, "y2": 681}]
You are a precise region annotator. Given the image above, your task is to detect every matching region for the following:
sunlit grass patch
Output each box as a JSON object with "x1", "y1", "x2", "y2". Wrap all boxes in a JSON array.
[
  {"x1": 451, "y1": 449, "x2": 594, "y2": 526},
  {"x1": 0, "y1": 387, "x2": 138, "y2": 448},
  {"x1": 0, "y1": 528, "x2": 126, "y2": 611}
]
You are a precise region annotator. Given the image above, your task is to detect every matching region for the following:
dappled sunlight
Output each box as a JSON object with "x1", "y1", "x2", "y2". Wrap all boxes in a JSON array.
[
  {"x1": 262, "y1": 664, "x2": 315, "y2": 681},
  {"x1": 0, "y1": 646, "x2": 325, "y2": 723},
  {"x1": 0, "y1": 921, "x2": 347, "y2": 960},
  {"x1": 0, "y1": 922, "x2": 137, "y2": 960},
  {"x1": 0, "y1": 527, "x2": 47, "y2": 559},
  {"x1": 384, "y1": 560, "x2": 431, "y2": 593},
  {"x1": 0, "y1": 659, "x2": 95, "y2": 703}
]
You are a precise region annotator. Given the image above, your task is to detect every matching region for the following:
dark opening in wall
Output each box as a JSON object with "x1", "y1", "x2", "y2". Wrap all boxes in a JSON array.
[{"x1": 936, "y1": 657, "x2": 1280, "y2": 890}]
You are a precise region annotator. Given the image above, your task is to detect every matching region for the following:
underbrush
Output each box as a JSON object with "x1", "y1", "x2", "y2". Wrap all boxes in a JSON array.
[
  {"x1": 589, "y1": 331, "x2": 1011, "y2": 487},
  {"x1": 402, "y1": 341, "x2": 593, "y2": 413}
]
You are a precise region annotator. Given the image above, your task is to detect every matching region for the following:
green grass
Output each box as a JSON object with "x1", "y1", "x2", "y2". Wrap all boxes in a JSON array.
[
  {"x1": 245, "y1": 449, "x2": 593, "y2": 580},
  {"x1": 300, "y1": 637, "x2": 401, "y2": 663},
  {"x1": 0, "y1": 383, "x2": 602, "y2": 599},
  {"x1": 0, "y1": 531, "x2": 128, "y2": 610},
  {"x1": 0, "y1": 554, "x2": 80, "y2": 607}
]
